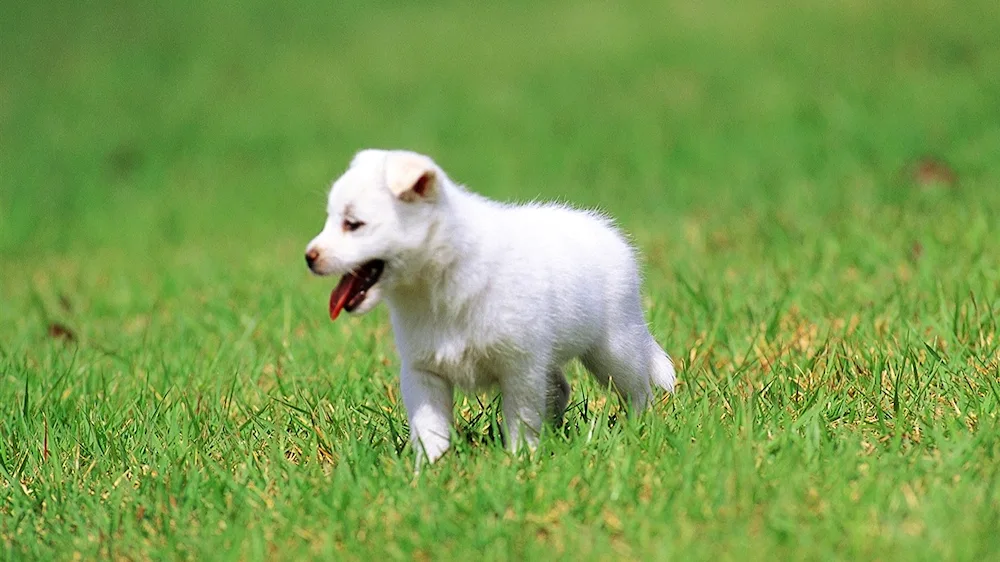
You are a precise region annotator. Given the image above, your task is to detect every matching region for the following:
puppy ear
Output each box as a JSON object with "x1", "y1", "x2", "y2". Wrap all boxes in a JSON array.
[{"x1": 385, "y1": 152, "x2": 437, "y2": 202}]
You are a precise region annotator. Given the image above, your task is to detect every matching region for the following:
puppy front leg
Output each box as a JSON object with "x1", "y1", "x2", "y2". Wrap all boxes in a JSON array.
[{"x1": 400, "y1": 366, "x2": 453, "y2": 468}]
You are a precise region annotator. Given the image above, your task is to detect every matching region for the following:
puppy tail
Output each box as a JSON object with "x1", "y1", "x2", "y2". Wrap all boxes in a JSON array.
[{"x1": 649, "y1": 340, "x2": 677, "y2": 393}]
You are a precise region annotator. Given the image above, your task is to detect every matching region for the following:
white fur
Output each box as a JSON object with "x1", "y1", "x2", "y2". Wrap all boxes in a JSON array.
[{"x1": 306, "y1": 149, "x2": 675, "y2": 466}]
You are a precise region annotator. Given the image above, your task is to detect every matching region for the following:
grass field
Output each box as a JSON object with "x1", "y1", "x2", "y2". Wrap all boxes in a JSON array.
[{"x1": 2, "y1": 0, "x2": 1000, "y2": 559}]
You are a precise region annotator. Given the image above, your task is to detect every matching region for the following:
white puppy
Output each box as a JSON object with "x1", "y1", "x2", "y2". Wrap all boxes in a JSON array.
[{"x1": 306, "y1": 149, "x2": 675, "y2": 466}]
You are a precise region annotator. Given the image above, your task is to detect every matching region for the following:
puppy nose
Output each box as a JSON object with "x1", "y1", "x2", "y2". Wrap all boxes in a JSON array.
[{"x1": 305, "y1": 248, "x2": 319, "y2": 269}]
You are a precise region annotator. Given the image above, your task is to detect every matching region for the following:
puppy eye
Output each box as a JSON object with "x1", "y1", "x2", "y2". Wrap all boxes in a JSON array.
[{"x1": 342, "y1": 218, "x2": 365, "y2": 232}]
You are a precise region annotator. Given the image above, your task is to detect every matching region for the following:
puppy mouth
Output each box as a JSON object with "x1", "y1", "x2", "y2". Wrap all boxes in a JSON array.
[{"x1": 329, "y1": 259, "x2": 385, "y2": 320}]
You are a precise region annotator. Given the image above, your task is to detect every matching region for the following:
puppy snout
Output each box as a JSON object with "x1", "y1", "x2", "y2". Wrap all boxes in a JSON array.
[{"x1": 305, "y1": 248, "x2": 320, "y2": 270}]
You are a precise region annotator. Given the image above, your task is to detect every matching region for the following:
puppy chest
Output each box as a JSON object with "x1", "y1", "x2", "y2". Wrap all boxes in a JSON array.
[{"x1": 408, "y1": 337, "x2": 503, "y2": 390}]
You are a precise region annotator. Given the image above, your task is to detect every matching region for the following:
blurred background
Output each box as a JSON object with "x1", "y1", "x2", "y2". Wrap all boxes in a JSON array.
[{"x1": 3, "y1": 0, "x2": 997, "y2": 256}]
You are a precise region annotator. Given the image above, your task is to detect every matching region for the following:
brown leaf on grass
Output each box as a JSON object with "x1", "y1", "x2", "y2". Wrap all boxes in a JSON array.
[
  {"x1": 43, "y1": 417, "x2": 50, "y2": 461},
  {"x1": 47, "y1": 322, "x2": 76, "y2": 342},
  {"x1": 910, "y1": 157, "x2": 957, "y2": 189}
]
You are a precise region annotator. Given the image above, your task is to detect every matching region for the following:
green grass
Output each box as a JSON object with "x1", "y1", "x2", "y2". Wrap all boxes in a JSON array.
[{"x1": 2, "y1": 0, "x2": 1000, "y2": 559}]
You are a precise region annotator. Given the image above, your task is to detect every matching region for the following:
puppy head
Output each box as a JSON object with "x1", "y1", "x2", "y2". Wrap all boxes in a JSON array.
[{"x1": 305, "y1": 149, "x2": 441, "y2": 319}]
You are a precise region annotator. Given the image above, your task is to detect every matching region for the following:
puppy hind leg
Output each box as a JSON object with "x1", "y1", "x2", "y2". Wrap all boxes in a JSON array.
[
  {"x1": 546, "y1": 368, "x2": 570, "y2": 427},
  {"x1": 500, "y1": 369, "x2": 549, "y2": 453}
]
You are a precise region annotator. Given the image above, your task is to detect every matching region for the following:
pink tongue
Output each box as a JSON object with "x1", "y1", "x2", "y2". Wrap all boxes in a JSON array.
[{"x1": 329, "y1": 274, "x2": 359, "y2": 321}]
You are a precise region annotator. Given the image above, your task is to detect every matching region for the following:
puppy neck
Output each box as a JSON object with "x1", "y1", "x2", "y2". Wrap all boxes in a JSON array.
[{"x1": 385, "y1": 182, "x2": 492, "y2": 315}]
